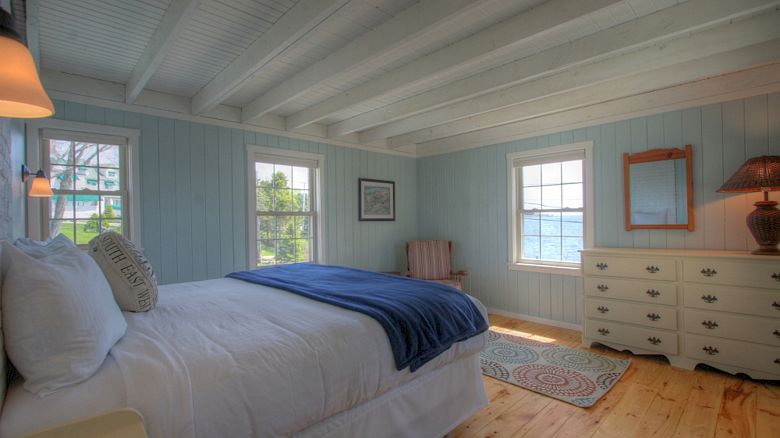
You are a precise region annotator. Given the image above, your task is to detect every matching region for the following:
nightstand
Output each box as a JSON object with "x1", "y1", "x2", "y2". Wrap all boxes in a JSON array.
[{"x1": 20, "y1": 408, "x2": 147, "y2": 438}]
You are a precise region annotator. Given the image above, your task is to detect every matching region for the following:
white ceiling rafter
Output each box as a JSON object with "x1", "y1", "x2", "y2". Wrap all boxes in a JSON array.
[
  {"x1": 125, "y1": 0, "x2": 204, "y2": 104},
  {"x1": 350, "y1": 0, "x2": 779, "y2": 144},
  {"x1": 190, "y1": 0, "x2": 352, "y2": 116},
  {"x1": 240, "y1": 0, "x2": 500, "y2": 123},
  {"x1": 284, "y1": 0, "x2": 624, "y2": 130}
]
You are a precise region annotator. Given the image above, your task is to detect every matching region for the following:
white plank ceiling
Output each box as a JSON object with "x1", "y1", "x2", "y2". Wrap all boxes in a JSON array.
[{"x1": 28, "y1": 0, "x2": 780, "y2": 155}]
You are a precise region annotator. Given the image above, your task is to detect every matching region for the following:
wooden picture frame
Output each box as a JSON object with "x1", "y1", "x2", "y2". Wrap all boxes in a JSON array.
[
  {"x1": 358, "y1": 178, "x2": 395, "y2": 221},
  {"x1": 624, "y1": 144, "x2": 694, "y2": 231}
]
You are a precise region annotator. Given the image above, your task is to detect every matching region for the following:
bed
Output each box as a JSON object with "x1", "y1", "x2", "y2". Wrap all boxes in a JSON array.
[{"x1": 0, "y1": 276, "x2": 489, "y2": 437}]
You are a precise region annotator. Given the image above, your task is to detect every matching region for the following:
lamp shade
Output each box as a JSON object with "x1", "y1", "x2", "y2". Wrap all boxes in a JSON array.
[
  {"x1": 28, "y1": 171, "x2": 53, "y2": 197},
  {"x1": 0, "y1": 9, "x2": 54, "y2": 118},
  {"x1": 717, "y1": 156, "x2": 780, "y2": 193}
]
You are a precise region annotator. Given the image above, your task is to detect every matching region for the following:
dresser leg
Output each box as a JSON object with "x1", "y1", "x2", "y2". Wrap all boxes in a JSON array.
[{"x1": 667, "y1": 356, "x2": 698, "y2": 370}]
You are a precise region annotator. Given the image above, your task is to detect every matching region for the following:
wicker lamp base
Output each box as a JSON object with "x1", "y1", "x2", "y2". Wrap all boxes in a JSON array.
[{"x1": 747, "y1": 200, "x2": 780, "y2": 255}]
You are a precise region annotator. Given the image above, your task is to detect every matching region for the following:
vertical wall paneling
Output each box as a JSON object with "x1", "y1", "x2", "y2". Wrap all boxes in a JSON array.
[
  {"x1": 203, "y1": 126, "x2": 222, "y2": 279},
  {"x1": 190, "y1": 123, "x2": 207, "y2": 281},
  {"x1": 418, "y1": 92, "x2": 780, "y2": 326},
  {"x1": 157, "y1": 118, "x2": 178, "y2": 283},
  {"x1": 174, "y1": 120, "x2": 193, "y2": 282}
]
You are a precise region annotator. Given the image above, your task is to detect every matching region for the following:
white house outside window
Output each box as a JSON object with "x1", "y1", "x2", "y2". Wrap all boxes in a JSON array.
[
  {"x1": 507, "y1": 142, "x2": 594, "y2": 275},
  {"x1": 247, "y1": 146, "x2": 324, "y2": 267}
]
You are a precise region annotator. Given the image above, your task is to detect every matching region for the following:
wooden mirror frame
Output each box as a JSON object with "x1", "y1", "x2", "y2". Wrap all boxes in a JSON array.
[{"x1": 624, "y1": 144, "x2": 694, "y2": 231}]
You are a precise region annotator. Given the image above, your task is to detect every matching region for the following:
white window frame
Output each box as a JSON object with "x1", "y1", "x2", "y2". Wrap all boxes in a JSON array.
[
  {"x1": 246, "y1": 145, "x2": 326, "y2": 268},
  {"x1": 26, "y1": 119, "x2": 142, "y2": 245},
  {"x1": 507, "y1": 141, "x2": 594, "y2": 276}
]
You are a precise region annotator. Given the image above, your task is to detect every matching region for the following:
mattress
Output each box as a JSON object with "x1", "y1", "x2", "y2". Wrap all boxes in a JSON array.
[{"x1": 0, "y1": 278, "x2": 487, "y2": 437}]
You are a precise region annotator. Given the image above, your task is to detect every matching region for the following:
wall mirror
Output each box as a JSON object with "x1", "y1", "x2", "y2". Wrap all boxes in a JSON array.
[{"x1": 624, "y1": 145, "x2": 694, "y2": 231}]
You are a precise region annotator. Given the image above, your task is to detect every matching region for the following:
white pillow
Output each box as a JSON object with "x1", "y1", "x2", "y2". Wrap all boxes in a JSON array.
[
  {"x1": 89, "y1": 231, "x2": 158, "y2": 312},
  {"x1": 1, "y1": 238, "x2": 127, "y2": 396}
]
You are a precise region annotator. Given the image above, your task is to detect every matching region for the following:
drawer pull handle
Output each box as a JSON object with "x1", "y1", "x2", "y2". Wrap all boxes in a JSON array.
[
  {"x1": 597, "y1": 306, "x2": 609, "y2": 313},
  {"x1": 597, "y1": 284, "x2": 609, "y2": 292},
  {"x1": 701, "y1": 320, "x2": 719, "y2": 330},
  {"x1": 596, "y1": 262, "x2": 608, "y2": 271},
  {"x1": 700, "y1": 268, "x2": 717, "y2": 277},
  {"x1": 775, "y1": 359, "x2": 780, "y2": 365},
  {"x1": 646, "y1": 265, "x2": 660, "y2": 274},
  {"x1": 773, "y1": 329, "x2": 780, "y2": 339},
  {"x1": 701, "y1": 294, "x2": 718, "y2": 303},
  {"x1": 647, "y1": 337, "x2": 662, "y2": 345},
  {"x1": 598, "y1": 328, "x2": 610, "y2": 336},
  {"x1": 773, "y1": 302, "x2": 780, "y2": 310},
  {"x1": 646, "y1": 289, "x2": 660, "y2": 298},
  {"x1": 646, "y1": 313, "x2": 661, "y2": 321},
  {"x1": 772, "y1": 273, "x2": 780, "y2": 282},
  {"x1": 702, "y1": 346, "x2": 719, "y2": 355}
]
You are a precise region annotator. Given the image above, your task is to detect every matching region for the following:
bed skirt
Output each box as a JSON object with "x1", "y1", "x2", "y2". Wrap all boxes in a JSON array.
[{"x1": 296, "y1": 353, "x2": 487, "y2": 438}]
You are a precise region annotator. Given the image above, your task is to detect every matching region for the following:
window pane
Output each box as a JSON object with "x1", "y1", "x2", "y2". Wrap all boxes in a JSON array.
[
  {"x1": 295, "y1": 239, "x2": 310, "y2": 262},
  {"x1": 274, "y1": 188, "x2": 294, "y2": 211},
  {"x1": 562, "y1": 183, "x2": 583, "y2": 209},
  {"x1": 75, "y1": 167, "x2": 98, "y2": 191},
  {"x1": 50, "y1": 220, "x2": 75, "y2": 242},
  {"x1": 99, "y1": 169, "x2": 121, "y2": 191},
  {"x1": 256, "y1": 183, "x2": 273, "y2": 212},
  {"x1": 49, "y1": 140, "x2": 72, "y2": 164},
  {"x1": 291, "y1": 166, "x2": 309, "y2": 190},
  {"x1": 277, "y1": 239, "x2": 297, "y2": 263},
  {"x1": 259, "y1": 239, "x2": 275, "y2": 265},
  {"x1": 75, "y1": 220, "x2": 98, "y2": 245},
  {"x1": 75, "y1": 143, "x2": 99, "y2": 166},
  {"x1": 561, "y1": 160, "x2": 582, "y2": 183},
  {"x1": 562, "y1": 237, "x2": 583, "y2": 262},
  {"x1": 541, "y1": 162, "x2": 561, "y2": 185},
  {"x1": 275, "y1": 216, "x2": 294, "y2": 241},
  {"x1": 540, "y1": 212, "x2": 561, "y2": 236},
  {"x1": 102, "y1": 196, "x2": 122, "y2": 218},
  {"x1": 50, "y1": 165, "x2": 74, "y2": 190},
  {"x1": 541, "y1": 237, "x2": 562, "y2": 261},
  {"x1": 562, "y1": 212, "x2": 583, "y2": 237},
  {"x1": 522, "y1": 236, "x2": 540, "y2": 260},
  {"x1": 522, "y1": 212, "x2": 540, "y2": 236},
  {"x1": 257, "y1": 216, "x2": 274, "y2": 239},
  {"x1": 295, "y1": 216, "x2": 310, "y2": 239},
  {"x1": 99, "y1": 145, "x2": 120, "y2": 168},
  {"x1": 541, "y1": 185, "x2": 562, "y2": 209},
  {"x1": 274, "y1": 165, "x2": 293, "y2": 189},
  {"x1": 50, "y1": 195, "x2": 74, "y2": 220},
  {"x1": 522, "y1": 165, "x2": 541, "y2": 187},
  {"x1": 293, "y1": 189, "x2": 309, "y2": 212},
  {"x1": 75, "y1": 195, "x2": 100, "y2": 219},
  {"x1": 523, "y1": 186, "x2": 541, "y2": 210},
  {"x1": 103, "y1": 219, "x2": 122, "y2": 234}
]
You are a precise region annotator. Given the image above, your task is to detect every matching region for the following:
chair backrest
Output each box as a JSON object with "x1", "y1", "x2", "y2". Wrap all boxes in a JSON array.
[{"x1": 406, "y1": 240, "x2": 452, "y2": 280}]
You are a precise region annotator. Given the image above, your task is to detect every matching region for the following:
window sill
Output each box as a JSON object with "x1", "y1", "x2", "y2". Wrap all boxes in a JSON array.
[{"x1": 507, "y1": 262, "x2": 582, "y2": 277}]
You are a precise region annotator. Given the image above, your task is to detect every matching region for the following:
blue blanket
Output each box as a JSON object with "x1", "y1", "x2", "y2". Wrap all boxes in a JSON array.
[{"x1": 227, "y1": 263, "x2": 487, "y2": 372}]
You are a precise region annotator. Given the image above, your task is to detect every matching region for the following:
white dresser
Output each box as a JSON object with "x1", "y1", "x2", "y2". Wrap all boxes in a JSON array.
[{"x1": 581, "y1": 248, "x2": 780, "y2": 379}]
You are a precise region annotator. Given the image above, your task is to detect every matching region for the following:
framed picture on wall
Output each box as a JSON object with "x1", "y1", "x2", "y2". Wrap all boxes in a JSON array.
[{"x1": 358, "y1": 178, "x2": 395, "y2": 221}]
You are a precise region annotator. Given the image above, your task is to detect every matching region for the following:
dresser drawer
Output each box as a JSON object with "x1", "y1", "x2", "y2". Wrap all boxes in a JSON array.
[
  {"x1": 684, "y1": 309, "x2": 780, "y2": 347},
  {"x1": 683, "y1": 259, "x2": 780, "y2": 290},
  {"x1": 583, "y1": 256, "x2": 676, "y2": 281},
  {"x1": 584, "y1": 277, "x2": 677, "y2": 305},
  {"x1": 584, "y1": 298, "x2": 677, "y2": 330},
  {"x1": 684, "y1": 285, "x2": 780, "y2": 319},
  {"x1": 586, "y1": 320, "x2": 678, "y2": 355},
  {"x1": 685, "y1": 334, "x2": 780, "y2": 377}
]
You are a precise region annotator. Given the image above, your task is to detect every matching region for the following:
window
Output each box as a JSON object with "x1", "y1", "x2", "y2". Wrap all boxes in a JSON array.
[
  {"x1": 247, "y1": 146, "x2": 324, "y2": 267},
  {"x1": 507, "y1": 142, "x2": 593, "y2": 275},
  {"x1": 27, "y1": 120, "x2": 141, "y2": 247}
]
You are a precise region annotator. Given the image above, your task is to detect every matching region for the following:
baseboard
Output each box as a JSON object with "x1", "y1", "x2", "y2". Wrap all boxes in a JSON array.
[{"x1": 486, "y1": 308, "x2": 582, "y2": 332}]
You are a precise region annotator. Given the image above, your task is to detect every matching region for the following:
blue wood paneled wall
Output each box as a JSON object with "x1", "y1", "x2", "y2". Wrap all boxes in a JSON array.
[
  {"x1": 418, "y1": 93, "x2": 780, "y2": 325},
  {"x1": 51, "y1": 100, "x2": 418, "y2": 284}
]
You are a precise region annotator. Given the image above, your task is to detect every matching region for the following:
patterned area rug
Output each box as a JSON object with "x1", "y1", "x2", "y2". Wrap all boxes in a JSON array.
[{"x1": 480, "y1": 330, "x2": 630, "y2": 408}]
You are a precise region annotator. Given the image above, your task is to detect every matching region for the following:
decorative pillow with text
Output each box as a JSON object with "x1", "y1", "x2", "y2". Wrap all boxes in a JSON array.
[{"x1": 89, "y1": 231, "x2": 158, "y2": 312}]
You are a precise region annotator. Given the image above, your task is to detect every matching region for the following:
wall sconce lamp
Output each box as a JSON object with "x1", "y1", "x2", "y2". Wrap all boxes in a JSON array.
[
  {"x1": 717, "y1": 156, "x2": 780, "y2": 255},
  {"x1": 0, "y1": 7, "x2": 54, "y2": 118},
  {"x1": 21, "y1": 164, "x2": 53, "y2": 197}
]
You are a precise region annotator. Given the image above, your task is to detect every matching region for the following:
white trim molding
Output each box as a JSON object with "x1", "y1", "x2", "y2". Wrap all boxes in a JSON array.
[
  {"x1": 245, "y1": 145, "x2": 326, "y2": 268},
  {"x1": 487, "y1": 307, "x2": 582, "y2": 332},
  {"x1": 25, "y1": 119, "x2": 142, "y2": 246}
]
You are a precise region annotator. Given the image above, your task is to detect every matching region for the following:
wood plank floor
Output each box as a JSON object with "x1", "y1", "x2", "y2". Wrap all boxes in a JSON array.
[{"x1": 447, "y1": 314, "x2": 780, "y2": 438}]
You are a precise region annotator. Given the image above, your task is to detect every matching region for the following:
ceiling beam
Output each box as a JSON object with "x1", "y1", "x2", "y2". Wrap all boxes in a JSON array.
[
  {"x1": 415, "y1": 44, "x2": 780, "y2": 156},
  {"x1": 389, "y1": 12, "x2": 780, "y2": 147},
  {"x1": 240, "y1": 0, "x2": 492, "y2": 123},
  {"x1": 285, "y1": 0, "x2": 622, "y2": 130},
  {"x1": 125, "y1": 0, "x2": 204, "y2": 104},
  {"x1": 333, "y1": 0, "x2": 778, "y2": 141},
  {"x1": 190, "y1": 0, "x2": 351, "y2": 116}
]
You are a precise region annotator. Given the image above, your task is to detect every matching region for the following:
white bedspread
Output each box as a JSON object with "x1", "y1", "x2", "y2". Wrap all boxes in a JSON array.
[{"x1": 0, "y1": 278, "x2": 487, "y2": 438}]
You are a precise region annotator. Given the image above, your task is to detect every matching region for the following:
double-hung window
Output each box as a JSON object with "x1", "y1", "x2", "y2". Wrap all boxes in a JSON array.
[
  {"x1": 247, "y1": 146, "x2": 324, "y2": 267},
  {"x1": 508, "y1": 142, "x2": 593, "y2": 274},
  {"x1": 28, "y1": 122, "x2": 140, "y2": 248}
]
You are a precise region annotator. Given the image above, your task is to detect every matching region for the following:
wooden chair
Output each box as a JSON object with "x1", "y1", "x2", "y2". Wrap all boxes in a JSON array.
[{"x1": 405, "y1": 240, "x2": 468, "y2": 290}]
